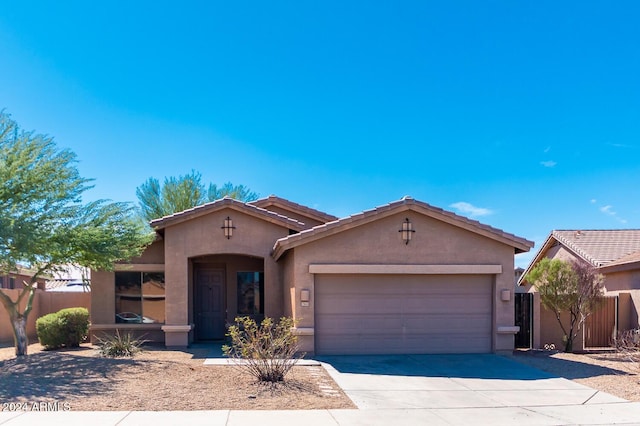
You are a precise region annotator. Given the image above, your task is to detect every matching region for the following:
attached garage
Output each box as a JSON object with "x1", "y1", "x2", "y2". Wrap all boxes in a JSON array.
[
  {"x1": 314, "y1": 274, "x2": 493, "y2": 355},
  {"x1": 272, "y1": 196, "x2": 534, "y2": 355}
]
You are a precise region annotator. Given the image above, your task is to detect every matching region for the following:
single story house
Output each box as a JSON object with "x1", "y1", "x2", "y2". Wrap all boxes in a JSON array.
[
  {"x1": 90, "y1": 195, "x2": 533, "y2": 355},
  {"x1": 518, "y1": 230, "x2": 640, "y2": 351}
]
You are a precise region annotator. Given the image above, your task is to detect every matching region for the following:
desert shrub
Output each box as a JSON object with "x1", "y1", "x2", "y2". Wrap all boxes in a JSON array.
[
  {"x1": 222, "y1": 316, "x2": 303, "y2": 382},
  {"x1": 36, "y1": 312, "x2": 65, "y2": 349},
  {"x1": 614, "y1": 328, "x2": 640, "y2": 365},
  {"x1": 96, "y1": 330, "x2": 145, "y2": 358},
  {"x1": 57, "y1": 307, "x2": 89, "y2": 347},
  {"x1": 35, "y1": 307, "x2": 89, "y2": 349}
]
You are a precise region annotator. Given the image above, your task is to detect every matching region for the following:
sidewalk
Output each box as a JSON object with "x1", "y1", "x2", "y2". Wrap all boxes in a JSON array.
[{"x1": 3, "y1": 404, "x2": 640, "y2": 426}]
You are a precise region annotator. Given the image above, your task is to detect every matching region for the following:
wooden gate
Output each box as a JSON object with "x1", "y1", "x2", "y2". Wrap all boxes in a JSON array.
[
  {"x1": 585, "y1": 296, "x2": 618, "y2": 348},
  {"x1": 514, "y1": 293, "x2": 533, "y2": 348}
]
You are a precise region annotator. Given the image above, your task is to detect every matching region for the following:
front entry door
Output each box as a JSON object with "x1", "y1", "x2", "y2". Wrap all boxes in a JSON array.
[{"x1": 194, "y1": 268, "x2": 226, "y2": 340}]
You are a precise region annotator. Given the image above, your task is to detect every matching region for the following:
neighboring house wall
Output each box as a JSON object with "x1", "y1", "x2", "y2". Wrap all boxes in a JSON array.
[
  {"x1": 0, "y1": 273, "x2": 47, "y2": 290},
  {"x1": 603, "y1": 269, "x2": 640, "y2": 293},
  {"x1": 0, "y1": 289, "x2": 91, "y2": 344},
  {"x1": 538, "y1": 305, "x2": 585, "y2": 351},
  {"x1": 522, "y1": 231, "x2": 640, "y2": 351},
  {"x1": 526, "y1": 248, "x2": 599, "y2": 351}
]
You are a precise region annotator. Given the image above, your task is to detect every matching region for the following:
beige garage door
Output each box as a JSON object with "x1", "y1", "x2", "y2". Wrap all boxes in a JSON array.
[{"x1": 315, "y1": 274, "x2": 493, "y2": 355}]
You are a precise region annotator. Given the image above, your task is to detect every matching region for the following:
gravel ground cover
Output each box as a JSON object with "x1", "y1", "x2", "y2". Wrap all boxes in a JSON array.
[{"x1": 0, "y1": 343, "x2": 355, "y2": 411}]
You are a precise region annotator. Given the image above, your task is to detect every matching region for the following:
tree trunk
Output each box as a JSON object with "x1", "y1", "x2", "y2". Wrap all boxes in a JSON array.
[
  {"x1": 564, "y1": 324, "x2": 575, "y2": 352},
  {"x1": 564, "y1": 336, "x2": 573, "y2": 353},
  {"x1": 11, "y1": 314, "x2": 29, "y2": 356},
  {"x1": 0, "y1": 283, "x2": 36, "y2": 356}
]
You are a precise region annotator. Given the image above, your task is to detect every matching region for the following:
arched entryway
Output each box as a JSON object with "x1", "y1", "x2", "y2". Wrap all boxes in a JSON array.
[{"x1": 191, "y1": 254, "x2": 264, "y2": 341}]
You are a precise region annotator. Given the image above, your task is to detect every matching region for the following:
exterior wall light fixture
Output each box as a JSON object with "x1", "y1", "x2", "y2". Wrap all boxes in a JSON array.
[
  {"x1": 221, "y1": 216, "x2": 235, "y2": 239},
  {"x1": 399, "y1": 217, "x2": 415, "y2": 245}
]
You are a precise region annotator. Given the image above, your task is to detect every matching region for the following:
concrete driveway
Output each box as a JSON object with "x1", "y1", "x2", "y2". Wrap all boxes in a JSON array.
[
  {"x1": 3, "y1": 353, "x2": 640, "y2": 425},
  {"x1": 317, "y1": 353, "x2": 640, "y2": 425}
]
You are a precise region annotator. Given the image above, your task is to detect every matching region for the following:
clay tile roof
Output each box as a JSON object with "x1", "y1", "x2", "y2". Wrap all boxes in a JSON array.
[
  {"x1": 272, "y1": 196, "x2": 533, "y2": 260},
  {"x1": 249, "y1": 195, "x2": 338, "y2": 223},
  {"x1": 551, "y1": 230, "x2": 640, "y2": 267},
  {"x1": 605, "y1": 250, "x2": 640, "y2": 268},
  {"x1": 149, "y1": 197, "x2": 306, "y2": 231}
]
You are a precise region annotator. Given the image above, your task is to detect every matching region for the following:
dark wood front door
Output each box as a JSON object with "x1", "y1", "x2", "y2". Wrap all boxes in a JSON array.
[
  {"x1": 194, "y1": 268, "x2": 226, "y2": 340},
  {"x1": 514, "y1": 293, "x2": 533, "y2": 348}
]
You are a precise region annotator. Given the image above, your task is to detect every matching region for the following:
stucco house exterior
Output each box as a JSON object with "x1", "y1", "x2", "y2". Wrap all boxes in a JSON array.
[
  {"x1": 0, "y1": 267, "x2": 48, "y2": 290},
  {"x1": 518, "y1": 230, "x2": 640, "y2": 351},
  {"x1": 90, "y1": 195, "x2": 533, "y2": 355}
]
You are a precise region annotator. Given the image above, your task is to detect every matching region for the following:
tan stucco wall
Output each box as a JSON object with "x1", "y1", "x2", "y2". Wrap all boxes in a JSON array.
[
  {"x1": 128, "y1": 240, "x2": 165, "y2": 264},
  {"x1": 282, "y1": 251, "x2": 295, "y2": 319},
  {"x1": 162, "y1": 208, "x2": 292, "y2": 345},
  {"x1": 618, "y1": 292, "x2": 634, "y2": 331},
  {"x1": 281, "y1": 210, "x2": 518, "y2": 353},
  {"x1": 538, "y1": 305, "x2": 585, "y2": 351},
  {"x1": 603, "y1": 269, "x2": 640, "y2": 292},
  {"x1": 90, "y1": 239, "x2": 167, "y2": 342},
  {"x1": 91, "y1": 270, "x2": 116, "y2": 324}
]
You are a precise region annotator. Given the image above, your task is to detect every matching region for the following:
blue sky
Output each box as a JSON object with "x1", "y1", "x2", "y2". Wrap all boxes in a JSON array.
[{"x1": 1, "y1": 1, "x2": 639, "y2": 267}]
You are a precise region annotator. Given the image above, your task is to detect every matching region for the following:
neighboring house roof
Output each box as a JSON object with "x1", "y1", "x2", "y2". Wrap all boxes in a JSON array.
[
  {"x1": 46, "y1": 279, "x2": 90, "y2": 292},
  {"x1": 604, "y1": 250, "x2": 640, "y2": 267},
  {"x1": 250, "y1": 195, "x2": 338, "y2": 224},
  {"x1": 272, "y1": 196, "x2": 534, "y2": 260},
  {"x1": 0, "y1": 265, "x2": 52, "y2": 281},
  {"x1": 519, "y1": 229, "x2": 640, "y2": 285},
  {"x1": 599, "y1": 249, "x2": 640, "y2": 273},
  {"x1": 552, "y1": 230, "x2": 640, "y2": 267},
  {"x1": 149, "y1": 197, "x2": 307, "y2": 232}
]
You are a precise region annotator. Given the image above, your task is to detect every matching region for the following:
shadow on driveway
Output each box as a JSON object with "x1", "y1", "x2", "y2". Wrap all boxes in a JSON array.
[
  {"x1": 508, "y1": 350, "x2": 632, "y2": 380},
  {"x1": 316, "y1": 353, "x2": 628, "y2": 380}
]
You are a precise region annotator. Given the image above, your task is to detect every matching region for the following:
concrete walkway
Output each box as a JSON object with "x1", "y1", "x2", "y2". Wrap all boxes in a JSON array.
[{"x1": 2, "y1": 353, "x2": 640, "y2": 425}]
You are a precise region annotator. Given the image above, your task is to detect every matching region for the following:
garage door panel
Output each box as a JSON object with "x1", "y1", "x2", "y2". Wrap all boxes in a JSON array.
[
  {"x1": 315, "y1": 274, "x2": 493, "y2": 355},
  {"x1": 403, "y1": 314, "x2": 491, "y2": 331},
  {"x1": 319, "y1": 297, "x2": 404, "y2": 314},
  {"x1": 317, "y1": 315, "x2": 404, "y2": 332}
]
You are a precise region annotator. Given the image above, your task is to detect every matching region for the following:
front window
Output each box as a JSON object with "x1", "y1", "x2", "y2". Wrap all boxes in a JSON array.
[
  {"x1": 115, "y1": 272, "x2": 165, "y2": 323},
  {"x1": 237, "y1": 272, "x2": 264, "y2": 315}
]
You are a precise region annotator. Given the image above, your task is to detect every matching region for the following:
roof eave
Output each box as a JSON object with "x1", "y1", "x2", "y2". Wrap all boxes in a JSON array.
[
  {"x1": 599, "y1": 260, "x2": 640, "y2": 274},
  {"x1": 274, "y1": 199, "x2": 534, "y2": 261},
  {"x1": 151, "y1": 198, "x2": 306, "y2": 232},
  {"x1": 250, "y1": 195, "x2": 338, "y2": 223},
  {"x1": 517, "y1": 231, "x2": 596, "y2": 286}
]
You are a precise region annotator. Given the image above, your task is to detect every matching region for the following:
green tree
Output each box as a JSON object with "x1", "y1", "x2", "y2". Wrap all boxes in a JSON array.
[
  {"x1": 136, "y1": 171, "x2": 259, "y2": 222},
  {"x1": 525, "y1": 258, "x2": 605, "y2": 352},
  {"x1": 0, "y1": 112, "x2": 153, "y2": 356}
]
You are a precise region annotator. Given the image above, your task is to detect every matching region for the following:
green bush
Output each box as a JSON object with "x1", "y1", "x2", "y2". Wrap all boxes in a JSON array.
[
  {"x1": 222, "y1": 316, "x2": 303, "y2": 382},
  {"x1": 96, "y1": 330, "x2": 145, "y2": 358},
  {"x1": 57, "y1": 308, "x2": 89, "y2": 347},
  {"x1": 36, "y1": 312, "x2": 65, "y2": 349},
  {"x1": 35, "y1": 307, "x2": 89, "y2": 350}
]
